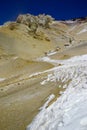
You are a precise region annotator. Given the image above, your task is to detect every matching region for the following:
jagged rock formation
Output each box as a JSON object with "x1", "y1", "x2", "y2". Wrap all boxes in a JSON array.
[
  {"x1": 6, "y1": 14, "x2": 54, "y2": 42},
  {"x1": 16, "y1": 14, "x2": 54, "y2": 32}
]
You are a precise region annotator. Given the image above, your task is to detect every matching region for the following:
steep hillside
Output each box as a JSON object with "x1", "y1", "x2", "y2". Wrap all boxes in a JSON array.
[{"x1": 0, "y1": 14, "x2": 87, "y2": 130}]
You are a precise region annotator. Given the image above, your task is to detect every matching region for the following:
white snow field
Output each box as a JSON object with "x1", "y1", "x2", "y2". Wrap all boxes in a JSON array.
[
  {"x1": 77, "y1": 28, "x2": 87, "y2": 34},
  {"x1": 27, "y1": 55, "x2": 87, "y2": 130}
]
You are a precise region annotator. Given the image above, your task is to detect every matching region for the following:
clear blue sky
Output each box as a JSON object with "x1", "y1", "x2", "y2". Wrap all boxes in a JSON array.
[{"x1": 0, "y1": 0, "x2": 87, "y2": 25}]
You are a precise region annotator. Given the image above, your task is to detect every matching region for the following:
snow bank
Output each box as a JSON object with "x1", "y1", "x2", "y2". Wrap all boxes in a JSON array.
[
  {"x1": 39, "y1": 94, "x2": 55, "y2": 110},
  {"x1": 27, "y1": 55, "x2": 87, "y2": 130},
  {"x1": 77, "y1": 28, "x2": 87, "y2": 34},
  {"x1": 0, "y1": 78, "x2": 5, "y2": 82},
  {"x1": 47, "y1": 51, "x2": 57, "y2": 56}
]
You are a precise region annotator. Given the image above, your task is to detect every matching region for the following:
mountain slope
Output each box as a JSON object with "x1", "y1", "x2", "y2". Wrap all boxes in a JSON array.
[{"x1": 0, "y1": 14, "x2": 87, "y2": 130}]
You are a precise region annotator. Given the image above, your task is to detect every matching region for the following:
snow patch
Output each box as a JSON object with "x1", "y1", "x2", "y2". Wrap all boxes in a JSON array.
[
  {"x1": 47, "y1": 51, "x2": 57, "y2": 56},
  {"x1": 77, "y1": 28, "x2": 87, "y2": 34},
  {"x1": 65, "y1": 20, "x2": 76, "y2": 24},
  {"x1": 27, "y1": 54, "x2": 87, "y2": 130},
  {"x1": 13, "y1": 56, "x2": 18, "y2": 60},
  {"x1": 80, "y1": 117, "x2": 87, "y2": 126},
  {"x1": 0, "y1": 78, "x2": 5, "y2": 82},
  {"x1": 39, "y1": 94, "x2": 55, "y2": 110}
]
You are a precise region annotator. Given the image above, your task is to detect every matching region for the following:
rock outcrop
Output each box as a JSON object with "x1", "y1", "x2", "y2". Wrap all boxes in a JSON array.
[{"x1": 16, "y1": 14, "x2": 54, "y2": 33}]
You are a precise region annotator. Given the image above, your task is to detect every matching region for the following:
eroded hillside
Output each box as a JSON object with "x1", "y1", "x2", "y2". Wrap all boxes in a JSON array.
[{"x1": 0, "y1": 14, "x2": 87, "y2": 130}]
